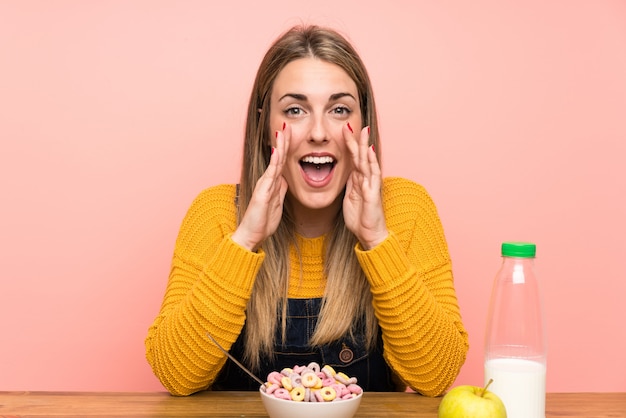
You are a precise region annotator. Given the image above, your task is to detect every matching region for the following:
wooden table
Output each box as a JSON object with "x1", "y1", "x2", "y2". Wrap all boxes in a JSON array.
[{"x1": 1, "y1": 391, "x2": 625, "y2": 417}]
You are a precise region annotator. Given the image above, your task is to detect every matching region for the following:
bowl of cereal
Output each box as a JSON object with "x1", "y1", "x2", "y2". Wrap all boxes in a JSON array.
[{"x1": 259, "y1": 363, "x2": 363, "y2": 418}]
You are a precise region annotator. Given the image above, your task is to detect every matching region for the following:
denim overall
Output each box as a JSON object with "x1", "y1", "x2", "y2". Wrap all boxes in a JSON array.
[{"x1": 212, "y1": 297, "x2": 395, "y2": 391}]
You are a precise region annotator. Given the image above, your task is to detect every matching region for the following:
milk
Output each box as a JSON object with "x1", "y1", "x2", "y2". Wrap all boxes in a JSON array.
[{"x1": 484, "y1": 358, "x2": 546, "y2": 418}]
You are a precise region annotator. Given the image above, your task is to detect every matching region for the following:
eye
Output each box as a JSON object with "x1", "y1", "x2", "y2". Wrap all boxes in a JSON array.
[
  {"x1": 284, "y1": 106, "x2": 304, "y2": 117},
  {"x1": 331, "y1": 106, "x2": 352, "y2": 116}
]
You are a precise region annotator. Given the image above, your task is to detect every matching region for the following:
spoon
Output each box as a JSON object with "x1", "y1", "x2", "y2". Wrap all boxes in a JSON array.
[{"x1": 206, "y1": 332, "x2": 266, "y2": 387}]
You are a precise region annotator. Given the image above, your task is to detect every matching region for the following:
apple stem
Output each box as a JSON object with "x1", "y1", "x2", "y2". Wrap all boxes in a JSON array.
[{"x1": 480, "y1": 378, "x2": 494, "y2": 398}]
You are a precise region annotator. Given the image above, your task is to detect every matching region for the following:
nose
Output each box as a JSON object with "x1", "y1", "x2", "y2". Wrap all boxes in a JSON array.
[{"x1": 308, "y1": 115, "x2": 329, "y2": 144}]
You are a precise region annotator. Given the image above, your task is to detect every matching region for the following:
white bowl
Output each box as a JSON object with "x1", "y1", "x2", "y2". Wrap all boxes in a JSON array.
[{"x1": 259, "y1": 386, "x2": 363, "y2": 418}]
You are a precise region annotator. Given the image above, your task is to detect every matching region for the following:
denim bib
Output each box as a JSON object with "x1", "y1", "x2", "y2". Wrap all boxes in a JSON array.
[{"x1": 212, "y1": 297, "x2": 394, "y2": 391}]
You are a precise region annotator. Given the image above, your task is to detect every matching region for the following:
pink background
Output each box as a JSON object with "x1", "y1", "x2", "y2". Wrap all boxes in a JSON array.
[{"x1": 1, "y1": 1, "x2": 625, "y2": 393}]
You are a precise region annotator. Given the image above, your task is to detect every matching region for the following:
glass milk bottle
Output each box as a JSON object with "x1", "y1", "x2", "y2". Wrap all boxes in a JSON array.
[{"x1": 484, "y1": 242, "x2": 547, "y2": 418}]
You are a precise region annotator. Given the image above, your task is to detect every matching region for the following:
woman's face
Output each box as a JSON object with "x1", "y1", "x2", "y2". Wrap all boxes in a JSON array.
[{"x1": 269, "y1": 57, "x2": 362, "y2": 213}]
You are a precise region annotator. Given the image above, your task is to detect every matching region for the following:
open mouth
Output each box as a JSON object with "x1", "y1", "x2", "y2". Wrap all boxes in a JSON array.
[{"x1": 299, "y1": 155, "x2": 336, "y2": 182}]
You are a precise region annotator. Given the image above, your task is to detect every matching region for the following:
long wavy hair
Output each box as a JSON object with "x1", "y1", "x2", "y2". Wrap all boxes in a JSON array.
[{"x1": 238, "y1": 25, "x2": 382, "y2": 370}]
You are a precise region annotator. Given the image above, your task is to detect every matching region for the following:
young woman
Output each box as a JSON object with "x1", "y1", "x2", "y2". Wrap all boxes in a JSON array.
[{"x1": 145, "y1": 24, "x2": 468, "y2": 397}]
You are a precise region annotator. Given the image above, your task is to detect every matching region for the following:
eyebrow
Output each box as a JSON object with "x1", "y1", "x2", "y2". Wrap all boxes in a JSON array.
[
  {"x1": 330, "y1": 92, "x2": 357, "y2": 102},
  {"x1": 278, "y1": 92, "x2": 357, "y2": 102}
]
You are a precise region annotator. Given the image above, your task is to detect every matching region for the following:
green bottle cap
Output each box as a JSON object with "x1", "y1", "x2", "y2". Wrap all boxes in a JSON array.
[{"x1": 501, "y1": 242, "x2": 536, "y2": 258}]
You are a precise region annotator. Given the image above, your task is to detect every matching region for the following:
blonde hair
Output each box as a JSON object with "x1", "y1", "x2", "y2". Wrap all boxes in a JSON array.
[{"x1": 238, "y1": 25, "x2": 382, "y2": 370}]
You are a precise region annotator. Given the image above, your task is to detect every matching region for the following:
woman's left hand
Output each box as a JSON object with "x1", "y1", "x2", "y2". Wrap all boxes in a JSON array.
[{"x1": 343, "y1": 124, "x2": 389, "y2": 250}]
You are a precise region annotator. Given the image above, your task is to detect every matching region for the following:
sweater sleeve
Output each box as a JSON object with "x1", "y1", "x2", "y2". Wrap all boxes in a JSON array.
[
  {"x1": 355, "y1": 177, "x2": 468, "y2": 396},
  {"x1": 145, "y1": 185, "x2": 264, "y2": 396}
]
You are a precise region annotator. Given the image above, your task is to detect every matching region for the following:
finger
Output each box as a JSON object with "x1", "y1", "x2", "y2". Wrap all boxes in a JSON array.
[
  {"x1": 278, "y1": 122, "x2": 290, "y2": 170},
  {"x1": 357, "y1": 126, "x2": 372, "y2": 178},
  {"x1": 344, "y1": 122, "x2": 361, "y2": 167},
  {"x1": 366, "y1": 151, "x2": 381, "y2": 193},
  {"x1": 278, "y1": 175, "x2": 289, "y2": 204},
  {"x1": 266, "y1": 125, "x2": 288, "y2": 181},
  {"x1": 346, "y1": 124, "x2": 371, "y2": 181},
  {"x1": 367, "y1": 136, "x2": 381, "y2": 178},
  {"x1": 263, "y1": 144, "x2": 279, "y2": 181}
]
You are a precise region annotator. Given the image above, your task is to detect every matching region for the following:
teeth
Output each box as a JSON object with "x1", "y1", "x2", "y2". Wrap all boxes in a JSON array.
[{"x1": 300, "y1": 156, "x2": 334, "y2": 164}]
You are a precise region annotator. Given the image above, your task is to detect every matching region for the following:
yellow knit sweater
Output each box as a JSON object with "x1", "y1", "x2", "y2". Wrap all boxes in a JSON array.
[{"x1": 145, "y1": 177, "x2": 468, "y2": 396}]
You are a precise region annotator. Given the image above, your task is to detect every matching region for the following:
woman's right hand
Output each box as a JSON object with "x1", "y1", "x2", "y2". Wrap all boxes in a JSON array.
[{"x1": 231, "y1": 127, "x2": 289, "y2": 251}]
